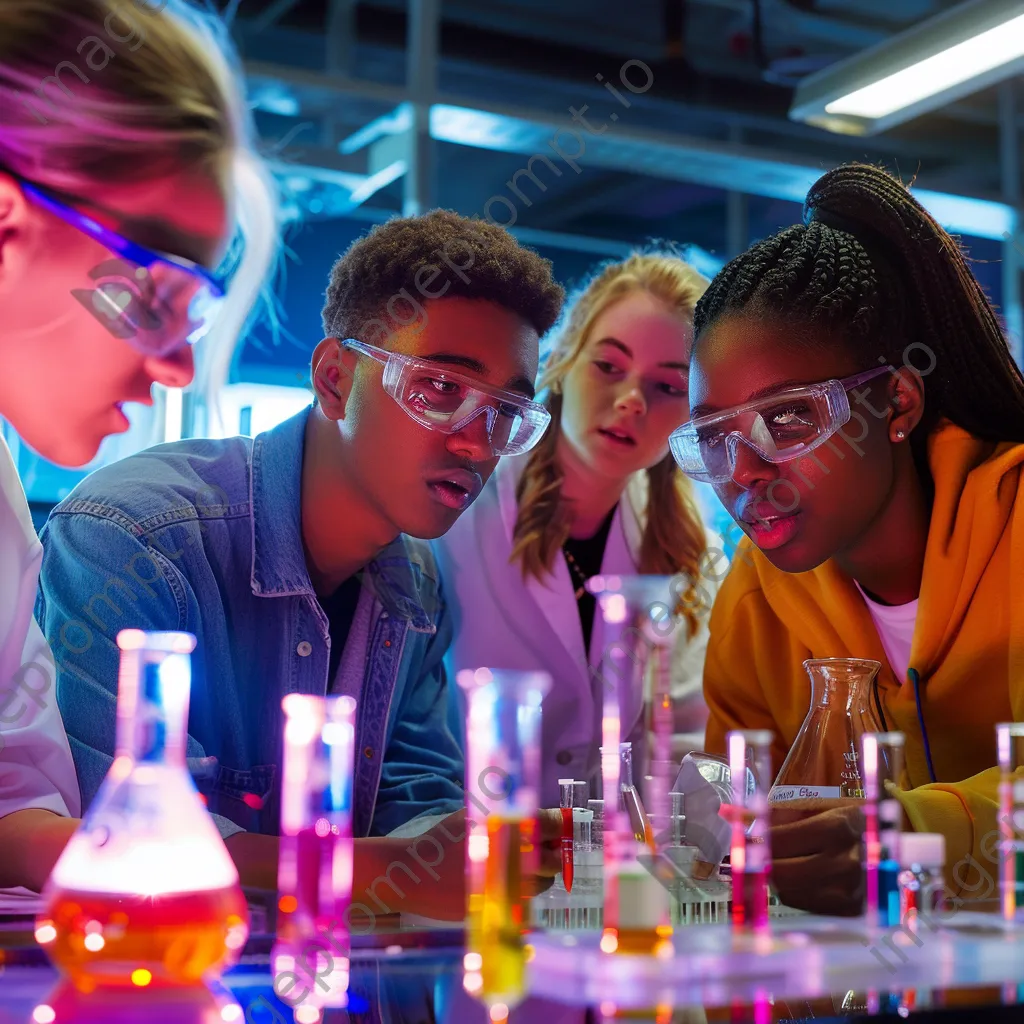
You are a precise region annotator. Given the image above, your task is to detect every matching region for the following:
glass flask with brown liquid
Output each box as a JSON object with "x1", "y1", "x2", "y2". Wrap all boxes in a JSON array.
[
  {"x1": 768, "y1": 658, "x2": 884, "y2": 819},
  {"x1": 37, "y1": 630, "x2": 249, "y2": 990}
]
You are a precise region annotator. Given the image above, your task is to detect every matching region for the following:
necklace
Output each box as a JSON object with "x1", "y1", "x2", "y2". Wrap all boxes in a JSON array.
[{"x1": 563, "y1": 545, "x2": 589, "y2": 601}]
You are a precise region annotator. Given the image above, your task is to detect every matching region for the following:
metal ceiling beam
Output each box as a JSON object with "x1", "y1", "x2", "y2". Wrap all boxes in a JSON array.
[
  {"x1": 248, "y1": 0, "x2": 301, "y2": 35},
  {"x1": 426, "y1": 98, "x2": 1015, "y2": 238},
  {"x1": 246, "y1": 62, "x2": 1016, "y2": 239},
  {"x1": 405, "y1": 0, "x2": 440, "y2": 216}
]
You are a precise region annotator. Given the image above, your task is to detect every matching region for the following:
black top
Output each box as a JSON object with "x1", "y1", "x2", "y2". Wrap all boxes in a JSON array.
[
  {"x1": 563, "y1": 508, "x2": 617, "y2": 656},
  {"x1": 320, "y1": 574, "x2": 363, "y2": 683}
]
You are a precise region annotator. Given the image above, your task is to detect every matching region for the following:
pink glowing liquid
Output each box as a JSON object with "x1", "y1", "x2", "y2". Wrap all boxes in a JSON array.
[
  {"x1": 731, "y1": 868, "x2": 770, "y2": 933},
  {"x1": 278, "y1": 824, "x2": 353, "y2": 942}
]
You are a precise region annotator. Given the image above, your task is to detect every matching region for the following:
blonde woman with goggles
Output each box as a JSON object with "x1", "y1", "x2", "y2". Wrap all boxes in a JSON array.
[{"x1": 0, "y1": 0, "x2": 276, "y2": 893}]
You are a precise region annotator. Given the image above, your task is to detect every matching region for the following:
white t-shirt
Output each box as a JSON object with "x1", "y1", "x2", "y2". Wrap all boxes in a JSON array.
[
  {"x1": 856, "y1": 582, "x2": 919, "y2": 685},
  {"x1": 0, "y1": 434, "x2": 80, "y2": 823}
]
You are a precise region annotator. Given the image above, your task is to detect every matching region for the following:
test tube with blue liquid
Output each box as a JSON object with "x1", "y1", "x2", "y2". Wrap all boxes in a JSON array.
[{"x1": 861, "y1": 731, "x2": 904, "y2": 928}]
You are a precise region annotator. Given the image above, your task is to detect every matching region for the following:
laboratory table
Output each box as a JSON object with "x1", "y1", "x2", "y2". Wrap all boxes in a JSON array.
[{"x1": 2, "y1": 910, "x2": 1023, "y2": 1024}]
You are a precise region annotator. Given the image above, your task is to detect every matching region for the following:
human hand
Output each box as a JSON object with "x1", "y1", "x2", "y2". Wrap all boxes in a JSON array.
[
  {"x1": 769, "y1": 804, "x2": 865, "y2": 916},
  {"x1": 525, "y1": 807, "x2": 565, "y2": 897}
]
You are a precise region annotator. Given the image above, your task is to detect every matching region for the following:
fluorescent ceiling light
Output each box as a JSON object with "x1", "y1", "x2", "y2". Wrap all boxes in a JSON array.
[{"x1": 790, "y1": 0, "x2": 1024, "y2": 135}]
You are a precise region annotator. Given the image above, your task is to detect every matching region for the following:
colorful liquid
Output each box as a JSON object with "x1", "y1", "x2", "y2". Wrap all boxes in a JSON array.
[
  {"x1": 466, "y1": 815, "x2": 533, "y2": 1007},
  {"x1": 622, "y1": 785, "x2": 656, "y2": 850},
  {"x1": 278, "y1": 824, "x2": 353, "y2": 939},
  {"x1": 878, "y1": 860, "x2": 902, "y2": 927},
  {"x1": 613, "y1": 924, "x2": 674, "y2": 956},
  {"x1": 1000, "y1": 842, "x2": 1024, "y2": 919},
  {"x1": 560, "y1": 807, "x2": 574, "y2": 892},
  {"x1": 731, "y1": 868, "x2": 770, "y2": 933},
  {"x1": 39, "y1": 885, "x2": 248, "y2": 988}
]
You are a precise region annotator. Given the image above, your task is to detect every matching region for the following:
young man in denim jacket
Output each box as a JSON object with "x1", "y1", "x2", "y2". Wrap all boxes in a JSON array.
[{"x1": 36, "y1": 211, "x2": 564, "y2": 918}]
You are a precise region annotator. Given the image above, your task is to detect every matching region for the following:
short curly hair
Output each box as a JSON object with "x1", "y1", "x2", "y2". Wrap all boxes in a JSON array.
[{"x1": 321, "y1": 209, "x2": 564, "y2": 344}]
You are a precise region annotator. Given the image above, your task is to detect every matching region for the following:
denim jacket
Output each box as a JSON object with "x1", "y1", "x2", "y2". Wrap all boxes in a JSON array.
[{"x1": 35, "y1": 407, "x2": 464, "y2": 840}]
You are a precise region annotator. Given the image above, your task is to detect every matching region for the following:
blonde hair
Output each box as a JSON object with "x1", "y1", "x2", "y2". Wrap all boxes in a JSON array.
[
  {"x1": 0, "y1": 0, "x2": 280, "y2": 436},
  {"x1": 511, "y1": 251, "x2": 711, "y2": 636}
]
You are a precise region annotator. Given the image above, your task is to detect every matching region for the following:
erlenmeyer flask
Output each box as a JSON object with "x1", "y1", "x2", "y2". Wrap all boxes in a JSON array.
[
  {"x1": 37, "y1": 630, "x2": 248, "y2": 989},
  {"x1": 768, "y1": 658, "x2": 884, "y2": 815}
]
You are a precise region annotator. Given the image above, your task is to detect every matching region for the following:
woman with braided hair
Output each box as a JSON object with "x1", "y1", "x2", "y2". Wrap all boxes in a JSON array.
[
  {"x1": 671, "y1": 162, "x2": 1024, "y2": 915},
  {"x1": 438, "y1": 251, "x2": 721, "y2": 807}
]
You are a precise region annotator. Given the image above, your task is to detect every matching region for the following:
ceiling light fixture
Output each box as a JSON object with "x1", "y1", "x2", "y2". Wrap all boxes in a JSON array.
[{"x1": 789, "y1": 0, "x2": 1024, "y2": 135}]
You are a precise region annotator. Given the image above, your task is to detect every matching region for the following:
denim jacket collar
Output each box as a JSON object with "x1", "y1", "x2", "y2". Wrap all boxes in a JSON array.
[{"x1": 249, "y1": 406, "x2": 438, "y2": 633}]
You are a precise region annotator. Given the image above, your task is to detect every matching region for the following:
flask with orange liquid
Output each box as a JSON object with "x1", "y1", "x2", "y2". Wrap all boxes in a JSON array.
[{"x1": 36, "y1": 630, "x2": 248, "y2": 990}]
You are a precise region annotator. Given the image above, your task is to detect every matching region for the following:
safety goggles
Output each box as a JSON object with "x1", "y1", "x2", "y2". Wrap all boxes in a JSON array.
[
  {"x1": 669, "y1": 366, "x2": 891, "y2": 484},
  {"x1": 17, "y1": 177, "x2": 226, "y2": 358},
  {"x1": 342, "y1": 339, "x2": 551, "y2": 456}
]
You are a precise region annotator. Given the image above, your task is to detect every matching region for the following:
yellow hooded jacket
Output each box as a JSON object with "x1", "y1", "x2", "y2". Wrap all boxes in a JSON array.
[{"x1": 704, "y1": 422, "x2": 1024, "y2": 894}]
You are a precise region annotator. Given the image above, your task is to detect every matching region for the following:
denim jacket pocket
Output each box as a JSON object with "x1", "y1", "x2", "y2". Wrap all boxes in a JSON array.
[{"x1": 196, "y1": 762, "x2": 278, "y2": 835}]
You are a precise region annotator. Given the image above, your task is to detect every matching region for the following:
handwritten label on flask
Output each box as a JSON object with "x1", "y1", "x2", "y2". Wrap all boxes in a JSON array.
[{"x1": 768, "y1": 785, "x2": 843, "y2": 803}]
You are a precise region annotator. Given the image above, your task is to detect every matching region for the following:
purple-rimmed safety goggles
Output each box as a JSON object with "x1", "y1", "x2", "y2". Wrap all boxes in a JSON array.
[{"x1": 17, "y1": 177, "x2": 226, "y2": 358}]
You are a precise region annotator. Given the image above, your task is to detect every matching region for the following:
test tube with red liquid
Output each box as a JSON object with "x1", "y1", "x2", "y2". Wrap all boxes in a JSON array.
[
  {"x1": 727, "y1": 729, "x2": 773, "y2": 938},
  {"x1": 559, "y1": 780, "x2": 587, "y2": 892}
]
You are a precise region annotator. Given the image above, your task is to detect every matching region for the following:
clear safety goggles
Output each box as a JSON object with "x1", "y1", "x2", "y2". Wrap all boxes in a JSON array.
[
  {"x1": 342, "y1": 339, "x2": 552, "y2": 456},
  {"x1": 18, "y1": 178, "x2": 225, "y2": 358},
  {"x1": 669, "y1": 367, "x2": 891, "y2": 484}
]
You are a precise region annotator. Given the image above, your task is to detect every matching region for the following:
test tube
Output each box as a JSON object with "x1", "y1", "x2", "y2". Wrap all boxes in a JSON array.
[
  {"x1": 997, "y1": 722, "x2": 1024, "y2": 922},
  {"x1": 862, "y1": 732, "x2": 905, "y2": 928},
  {"x1": 588, "y1": 798, "x2": 605, "y2": 850},
  {"x1": 726, "y1": 729, "x2": 773, "y2": 938},
  {"x1": 274, "y1": 694, "x2": 357, "y2": 1013},
  {"x1": 458, "y1": 668, "x2": 551, "y2": 1009},
  {"x1": 670, "y1": 791, "x2": 685, "y2": 848},
  {"x1": 559, "y1": 780, "x2": 587, "y2": 893}
]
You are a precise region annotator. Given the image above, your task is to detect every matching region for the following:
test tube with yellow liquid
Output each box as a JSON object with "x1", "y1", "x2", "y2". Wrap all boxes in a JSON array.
[{"x1": 458, "y1": 668, "x2": 551, "y2": 1011}]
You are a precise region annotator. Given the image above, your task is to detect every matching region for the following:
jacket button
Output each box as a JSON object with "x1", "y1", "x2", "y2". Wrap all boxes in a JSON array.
[
  {"x1": 364, "y1": 746, "x2": 374, "y2": 759},
  {"x1": 556, "y1": 750, "x2": 572, "y2": 766},
  {"x1": 296, "y1": 641, "x2": 313, "y2": 657}
]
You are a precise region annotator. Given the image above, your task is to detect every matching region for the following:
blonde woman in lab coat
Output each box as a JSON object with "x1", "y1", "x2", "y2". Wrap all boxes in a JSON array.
[
  {"x1": 0, "y1": 0, "x2": 275, "y2": 892},
  {"x1": 436, "y1": 251, "x2": 721, "y2": 807}
]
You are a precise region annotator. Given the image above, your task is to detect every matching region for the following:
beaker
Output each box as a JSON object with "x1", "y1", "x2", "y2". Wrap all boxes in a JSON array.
[
  {"x1": 37, "y1": 630, "x2": 248, "y2": 989},
  {"x1": 272, "y1": 694, "x2": 357, "y2": 1012},
  {"x1": 769, "y1": 658, "x2": 884, "y2": 815},
  {"x1": 458, "y1": 667, "x2": 550, "y2": 1009},
  {"x1": 588, "y1": 574, "x2": 678, "y2": 956},
  {"x1": 997, "y1": 721, "x2": 1024, "y2": 922}
]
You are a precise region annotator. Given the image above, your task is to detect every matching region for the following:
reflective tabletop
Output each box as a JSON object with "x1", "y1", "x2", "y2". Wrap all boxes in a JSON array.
[{"x1": 3, "y1": 911, "x2": 1024, "y2": 1024}]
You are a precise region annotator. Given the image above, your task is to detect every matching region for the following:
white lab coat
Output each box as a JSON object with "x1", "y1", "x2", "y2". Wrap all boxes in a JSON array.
[
  {"x1": 0, "y1": 434, "x2": 80, "y2": 825},
  {"x1": 435, "y1": 456, "x2": 719, "y2": 808}
]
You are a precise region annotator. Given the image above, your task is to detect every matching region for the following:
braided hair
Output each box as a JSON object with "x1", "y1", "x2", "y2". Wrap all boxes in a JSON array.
[{"x1": 693, "y1": 163, "x2": 1024, "y2": 454}]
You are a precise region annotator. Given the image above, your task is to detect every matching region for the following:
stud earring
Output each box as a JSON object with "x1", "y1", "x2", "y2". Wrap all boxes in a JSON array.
[{"x1": 895, "y1": 430, "x2": 905, "y2": 440}]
